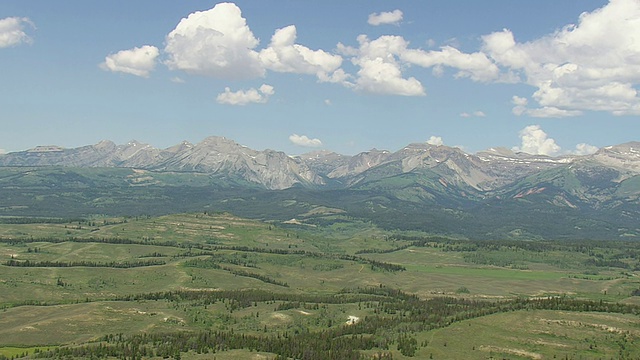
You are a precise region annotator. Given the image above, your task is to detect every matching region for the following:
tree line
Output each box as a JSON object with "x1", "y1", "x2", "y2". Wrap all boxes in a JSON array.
[{"x1": 4, "y1": 259, "x2": 165, "y2": 268}]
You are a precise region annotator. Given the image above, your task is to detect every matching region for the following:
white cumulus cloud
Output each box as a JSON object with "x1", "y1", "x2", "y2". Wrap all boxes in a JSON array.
[
  {"x1": 0, "y1": 17, "x2": 34, "y2": 48},
  {"x1": 512, "y1": 125, "x2": 599, "y2": 156},
  {"x1": 483, "y1": 0, "x2": 640, "y2": 116},
  {"x1": 511, "y1": 95, "x2": 582, "y2": 118},
  {"x1": 574, "y1": 143, "x2": 599, "y2": 155},
  {"x1": 402, "y1": 45, "x2": 502, "y2": 83},
  {"x1": 339, "y1": 35, "x2": 425, "y2": 96},
  {"x1": 259, "y1": 25, "x2": 343, "y2": 80},
  {"x1": 97, "y1": 0, "x2": 640, "y2": 110},
  {"x1": 100, "y1": 45, "x2": 159, "y2": 77},
  {"x1": 525, "y1": 106, "x2": 582, "y2": 118},
  {"x1": 511, "y1": 95, "x2": 528, "y2": 115},
  {"x1": 164, "y1": 3, "x2": 264, "y2": 79},
  {"x1": 368, "y1": 10, "x2": 403, "y2": 26},
  {"x1": 355, "y1": 57, "x2": 425, "y2": 96},
  {"x1": 0, "y1": 148, "x2": 6, "y2": 155},
  {"x1": 216, "y1": 84, "x2": 274, "y2": 105},
  {"x1": 289, "y1": 134, "x2": 323, "y2": 147},
  {"x1": 426, "y1": 136, "x2": 444, "y2": 146},
  {"x1": 336, "y1": 32, "x2": 512, "y2": 96},
  {"x1": 98, "y1": 3, "x2": 508, "y2": 98},
  {"x1": 107, "y1": 3, "x2": 346, "y2": 84},
  {"x1": 512, "y1": 125, "x2": 561, "y2": 156}
]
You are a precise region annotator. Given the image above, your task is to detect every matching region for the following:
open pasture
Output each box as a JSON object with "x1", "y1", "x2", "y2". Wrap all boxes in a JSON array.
[{"x1": 0, "y1": 213, "x2": 639, "y2": 359}]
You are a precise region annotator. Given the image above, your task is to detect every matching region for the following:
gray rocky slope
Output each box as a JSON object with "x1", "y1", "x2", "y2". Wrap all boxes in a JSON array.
[{"x1": 1, "y1": 137, "x2": 639, "y2": 193}]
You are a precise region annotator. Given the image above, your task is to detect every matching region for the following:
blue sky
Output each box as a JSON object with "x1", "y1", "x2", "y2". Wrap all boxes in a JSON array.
[{"x1": 1, "y1": 0, "x2": 638, "y2": 156}]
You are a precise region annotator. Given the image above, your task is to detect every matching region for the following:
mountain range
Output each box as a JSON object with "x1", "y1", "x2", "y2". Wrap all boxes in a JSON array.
[{"x1": 1, "y1": 137, "x2": 639, "y2": 239}]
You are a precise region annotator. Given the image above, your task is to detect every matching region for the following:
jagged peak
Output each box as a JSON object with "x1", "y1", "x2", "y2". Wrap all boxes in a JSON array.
[
  {"x1": 177, "y1": 140, "x2": 194, "y2": 148},
  {"x1": 200, "y1": 136, "x2": 234, "y2": 144},
  {"x1": 124, "y1": 140, "x2": 150, "y2": 148},
  {"x1": 361, "y1": 148, "x2": 390, "y2": 154},
  {"x1": 404, "y1": 142, "x2": 435, "y2": 149},
  {"x1": 163, "y1": 140, "x2": 193, "y2": 153},
  {"x1": 261, "y1": 148, "x2": 288, "y2": 157},
  {"x1": 480, "y1": 147, "x2": 516, "y2": 157},
  {"x1": 598, "y1": 141, "x2": 640, "y2": 154},
  {"x1": 95, "y1": 139, "x2": 116, "y2": 147},
  {"x1": 196, "y1": 136, "x2": 246, "y2": 151}
]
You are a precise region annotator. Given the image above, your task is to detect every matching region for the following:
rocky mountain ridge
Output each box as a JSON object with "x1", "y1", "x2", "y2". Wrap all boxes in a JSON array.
[
  {"x1": 0, "y1": 137, "x2": 323, "y2": 190},
  {"x1": 1, "y1": 137, "x2": 639, "y2": 239},
  {"x1": 1, "y1": 137, "x2": 639, "y2": 192}
]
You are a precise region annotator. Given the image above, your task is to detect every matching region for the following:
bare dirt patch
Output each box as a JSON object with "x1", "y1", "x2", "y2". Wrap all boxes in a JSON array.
[
  {"x1": 346, "y1": 316, "x2": 360, "y2": 325},
  {"x1": 479, "y1": 345, "x2": 542, "y2": 359},
  {"x1": 539, "y1": 318, "x2": 639, "y2": 335},
  {"x1": 270, "y1": 313, "x2": 292, "y2": 323}
]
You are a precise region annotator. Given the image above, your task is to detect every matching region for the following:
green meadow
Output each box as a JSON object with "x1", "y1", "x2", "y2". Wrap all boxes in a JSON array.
[{"x1": 0, "y1": 213, "x2": 639, "y2": 359}]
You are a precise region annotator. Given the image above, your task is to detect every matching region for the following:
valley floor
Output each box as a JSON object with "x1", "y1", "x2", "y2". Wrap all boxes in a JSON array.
[{"x1": 1, "y1": 213, "x2": 639, "y2": 359}]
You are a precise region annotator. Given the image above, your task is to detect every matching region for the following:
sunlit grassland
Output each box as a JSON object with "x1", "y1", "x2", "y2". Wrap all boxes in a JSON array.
[
  {"x1": 1, "y1": 241, "x2": 182, "y2": 263},
  {"x1": 408, "y1": 310, "x2": 640, "y2": 359},
  {"x1": 0, "y1": 300, "x2": 194, "y2": 346},
  {"x1": 0, "y1": 212, "x2": 639, "y2": 358},
  {"x1": 0, "y1": 264, "x2": 189, "y2": 304},
  {"x1": 0, "y1": 348, "x2": 53, "y2": 359},
  {"x1": 180, "y1": 349, "x2": 277, "y2": 359},
  {"x1": 365, "y1": 247, "x2": 637, "y2": 300},
  {"x1": 1, "y1": 213, "x2": 638, "y2": 303}
]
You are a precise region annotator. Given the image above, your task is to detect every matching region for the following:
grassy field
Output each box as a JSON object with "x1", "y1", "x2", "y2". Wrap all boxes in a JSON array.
[
  {"x1": 411, "y1": 310, "x2": 640, "y2": 359},
  {"x1": 0, "y1": 213, "x2": 639, "y2": 359}
]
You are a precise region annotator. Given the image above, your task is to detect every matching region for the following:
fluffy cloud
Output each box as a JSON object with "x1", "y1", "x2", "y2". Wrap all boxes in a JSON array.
[
  {"x1": 336, "y1": 0, "x2": 640, "y2": 110},
  {"x1": 337, "y1": 33, "x2": 508, "y2": 96},
  {"x1": 512, "y1": 125, "x2": 561, "y2": 156},
  {"x1": 355, "y1": 57, "x2": 425, "y2": 96},
  {"x1": 511, "y1": 95, "x2": 582, "y2": 118},
  {"x1": 513, "y1": 125, "x2": 600, "y2": 156},
  {"x1": 164, "y1": 3, "x2": 264, "y2": 79},
  {"x1": 96, "y1": 0, "x2": 640, "y2": 112},
  {"x1": 0, "y1": 17, "x2": 34, "y2": 48},
  {"x1": 368, "y1": 10, "x2": 403, "y2": 26},
  {"x1": 97, "y1": 3, "x2": 506, "y2": 97},
  {"x1": 289, "y1": 134, "x2": 323, "y2": 147},
  {"x1": 511, "y1": 95, "x2": 528, "y2": 116},
  {"x1": 426, "y1": 136, "x2": 444, "y2": 146},
  {"x1": 0, "y1": 148, "x2": 6, "y2": 155},
  {"x1": 525, "y1": 106, "x2": 582, "y2": 118},
  {"x1": 100, "y1": 45, "x2": 159, "y2": 77},
  {"x1": 216, "y1": 84, "x2": 274, "y2": 105},
  {"x1": 402, "y1": 46, "x2": 502, "y2": 82},
  {"x1": 483, "y1": 0, "x2": 640, "y2": 116},
  {"x1": 574, "y1": 143, "x2": 599, "y2": 155},
  {"x1": 341, "y1": 33, "x2": 504, "y2": 83},
  {"x1": 259, "y1": 25, "x2": 343, "y2": 79},
  {"x1": 108, "y1": 3, "x2": 345, "y2": 83},
  {"x1": 339, "y1": 35, "x2": 425, "y2": 96}
]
